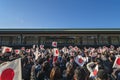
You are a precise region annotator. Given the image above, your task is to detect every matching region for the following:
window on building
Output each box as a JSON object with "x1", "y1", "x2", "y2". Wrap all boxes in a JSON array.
[
  {"x1": 1, "y1": 36, "x2": 11, "y2": 45},
  {"x1": 111, "y1": 36, "x2": 119, "y2": 45},
  {"x1": 99, "y1": 36, "x2": 109, "y2": 45},
  {"x1": 82, "y1": 36, "x2": 87, "y2": 45},
  {"x1": 12, "y1": 36, "x2": 21, "y2": 45},
  {"x1": 87, "y1": 36, "x2": 96, "y2": 45},
  {"x1": 82, "y1": 36, "x2": 96, "y2": 45},
  {"x1": 23, "y1": 36, "x2": 38, "y2": 44}
]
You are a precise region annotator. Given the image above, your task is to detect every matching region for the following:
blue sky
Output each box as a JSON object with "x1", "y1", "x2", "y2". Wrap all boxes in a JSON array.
[{"x1": 0, "y1": 0, "x2": 120, "y2": 28}]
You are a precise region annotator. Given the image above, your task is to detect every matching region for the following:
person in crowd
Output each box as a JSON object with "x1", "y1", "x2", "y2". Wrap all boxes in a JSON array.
[
  {"x1": 66, "y1": 56, "x2": 77, "y2": 69},
  {"x1": 114, "y1": 69, "x2": 120, "y2": 80},
  {"x1": 63, "y1": 62, "x2": 74, "y2": 80},
  {"x1": 37, "y1": 61, "x2": 51, "y2": 80},
  {"x1": 96, "y1": 69, "x2": 108, "y2": 80},
  {"x1": 50, "y1": 66, "x2": 62, "y2": 80},
  {"x1": 0, "y1": 45, "x2": 119, "y2": 80},
  {"x1": 31, "y1": 59, "x2": 41, "y2": 80},
  {"x1": 22, "y1": 55, "x2": 33, "y2": 80}
]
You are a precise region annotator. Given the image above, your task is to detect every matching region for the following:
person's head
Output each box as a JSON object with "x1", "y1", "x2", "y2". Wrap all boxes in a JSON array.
[
  {"x1": 50, "y1": 66, "x2": 61, "y2": 80},
  {"x1": 42, "y1": 61, "x2": 50, "y2": 71},
  {"x1": 70, "y1": 56, "x2": 74, "y2": 63},
  {"x1": 94, "y1": 58, "x2": 102, "y2": 65},
  {"x1": 66, "y1": 63, "x2": 74, "y2": 76},
  {"x1": 73, "y1": 67, "x2": 86, "y2": 80},
  {"x1": 37, "y1": 58, "x2": 44, "y2": 65},
  {"x1": 73, "y1": 67, "x2": 81, "y2": 80}
]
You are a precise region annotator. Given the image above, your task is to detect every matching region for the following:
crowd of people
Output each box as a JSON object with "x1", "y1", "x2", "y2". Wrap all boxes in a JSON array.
[{"x1": 0, "y1": 45, "x2": 120, "y2": 80}]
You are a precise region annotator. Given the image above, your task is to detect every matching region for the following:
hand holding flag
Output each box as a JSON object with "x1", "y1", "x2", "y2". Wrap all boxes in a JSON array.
[{"x1": 113, "y1": 55, "x2": 120, "y2": 69}]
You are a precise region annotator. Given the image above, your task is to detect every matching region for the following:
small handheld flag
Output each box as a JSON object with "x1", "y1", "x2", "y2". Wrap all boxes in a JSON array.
[
  {"x1": 113, "y1": 55, "x2": 120, "y2": 69},
  {"x1": 52, "y1": 41, "x2": 57, "y2": 47},
  {"x1": 53, "y1": 48, "x2": 59, "y2": 56},
  {"x1": 2, "y1": 46, "x2": 12, "y2": 53}
]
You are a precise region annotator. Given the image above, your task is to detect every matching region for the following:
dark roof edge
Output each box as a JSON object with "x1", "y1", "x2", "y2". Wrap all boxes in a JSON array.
[{"x1": 0, "y1": 28, "x2": 120, "y2": 31}]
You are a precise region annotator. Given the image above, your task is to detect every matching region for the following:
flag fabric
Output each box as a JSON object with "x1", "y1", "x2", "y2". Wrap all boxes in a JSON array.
[
  {"x1": 62, "y1": 47, "x2": 68, "y2": 53},
  {"x1": 75, "y1": 55, "x2": 86, "y2": 66},
  {"x1": 113, "y1": 55, "x2": 120, "y2": 68},
  {"x1": 53, "y1": 56, "x2": 58, "y2": 63},
  {"x1": 52, "y1": 41, "x2": 57, "y2": 47},
  {"x1": 53, "y1": 48, "x2": 59, "y2": 56},
  {"x1": 40, "y1": 45, "x2": 44, "y2": 49},
  {"x1": 62, "y1": 47, "x2": 66, "y2": 53},
  {"x1": 26, "y1": 49, "x2": 30, "y2": 53},
  {"x1": 14, "y1": 49, "x2": 21, "y2": 54},
  {"x1": 89, "y1": 65, "x2": 99, "y2": 77},
  {"x1": 2, "y1": 46, "x2": 12, "y2": 53},
  {"x1": 0, "y1": 58, "x2": 22, "y2": 80}
]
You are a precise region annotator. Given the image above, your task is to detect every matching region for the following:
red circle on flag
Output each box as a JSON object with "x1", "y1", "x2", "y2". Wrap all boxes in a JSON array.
[
  {"x1": 54, "y1": 42, "x2": 56, "y2": 45},
  {"x1": 93, "y1": 69, "x2": 98, "y2": 76},
  {"x1": 116, "y1": 58, "x2": 120, "y2": 65},
  {"x1": 78, "y1": 58, "x2": 83, "y2": 63},
  {"x1": 0, "y1": 68, "x2": 14, "y2": 80},
  {"x1": 15, "y1": 50, "x2": 18, "y2": 53},
  {"x1": 6, "y1": 48, "x2": 10, "y2": 52},
  {"x1": 56, "y1": 50, "x2": 58, "y2": 54}
]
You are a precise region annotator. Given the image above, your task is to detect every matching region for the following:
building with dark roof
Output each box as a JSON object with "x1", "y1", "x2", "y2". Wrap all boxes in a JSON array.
[{"x1": 0, "y1": 28, "x2": 120, "y2": 48}]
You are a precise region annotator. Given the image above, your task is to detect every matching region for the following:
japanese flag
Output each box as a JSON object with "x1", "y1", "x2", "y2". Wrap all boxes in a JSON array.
[
  {"x1": 26, "y1": 49, "x2": 30, "y2": 53},
  {"x1": 53, "y1": 48, "x2": 59, "y2": 56},
  {"x1": 113, "y1": 55, "x2": 120, "y2": 68},
  {"x1": 75, "y1": 55, "x2": 86, "y2": 66},
  {"x1": 0, "y1": 58, "x2": 22, "y2": 80},
  {"x1": 14, "y1": 49, "x2": 21, "y2": 54},
  {"x1": 52, "y1": 41, "x2": 57, "y2": 47},
  {"x1": 53, "y1": 56, "x2": 58, "y2": 63},
  {"x1": 2, "y1": 46, "x2": 12, "y2": 53},
  {"x1": 90, "y1": 65, "x2": 99, "y2": 77},
  {"x1": 40, "y1": 45, "x2": 44, "y2": 49}
]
